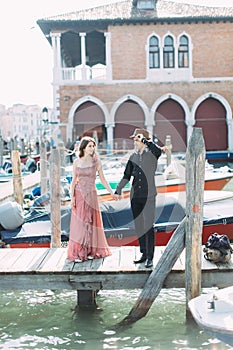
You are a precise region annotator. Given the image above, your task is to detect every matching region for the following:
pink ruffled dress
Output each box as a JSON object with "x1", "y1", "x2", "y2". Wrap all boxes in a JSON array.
[{"x1": 67, "y1": 158, "x2": 111, "y2": 261}]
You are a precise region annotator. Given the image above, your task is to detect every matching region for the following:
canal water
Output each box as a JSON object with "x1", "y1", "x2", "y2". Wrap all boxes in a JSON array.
[
  {"x1": 0, "y1": 288, "x2": 232, "y2": 349},
  {"x1": 1, "y1": 162, "x2": 233, "y2": 349}
]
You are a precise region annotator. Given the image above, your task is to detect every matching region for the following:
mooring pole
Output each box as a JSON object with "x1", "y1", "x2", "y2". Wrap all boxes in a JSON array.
[
  {"x1": 185, "y1": 128, "x2": 205, "y2": 318},
  {"x1": 117, "y1": 218, "x2": 186, "y2": 327},
  {"x1": 40, "y1": 141, "x2": 48, "y2": 196},
  {"x1": 49, "y1": 148, "x2": 61, "y2": 248},
  {"x1": 0, "y1": 136, "x2": 3, "y2": 168},
  {"x1": 59, "y1": 141, "x2": 66, "y2": 178},
  {"x1": 165, "y1": 135, "x2": 172, "y2": 167},
  {"x1": 11, "y1": 150, "x2": 23, "y2": 206}
]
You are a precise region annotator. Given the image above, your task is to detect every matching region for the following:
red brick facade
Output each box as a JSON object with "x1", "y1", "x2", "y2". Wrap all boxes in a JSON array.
[{"x1": 38, "y1": 0, "x2": 233, "y2": 153}]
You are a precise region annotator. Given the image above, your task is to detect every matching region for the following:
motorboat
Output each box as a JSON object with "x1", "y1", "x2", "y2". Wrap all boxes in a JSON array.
[
  {"x1": 188, "y1": 286, "x2": 233, "y2": 347},
  {"x1": 0, "y1": 190, "x2": 233, "y2": 249},
  {"x1": 96, "y1": 161, "x2": 233, "y2": 200}
]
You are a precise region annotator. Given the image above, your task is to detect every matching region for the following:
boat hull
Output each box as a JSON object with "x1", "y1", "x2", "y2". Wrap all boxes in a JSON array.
[
  {"x1": 188, "y1": 286, "x2": 233, "y2": 346},
  {"x1": 1, "y1": 191, "x2": 233, "y2": 249},
  {"x1": 5, "y1": 221, "x2": 233, "y2": 249},
  {"x1": 98, "y1": 175, "x2": 233, "y2": 201}
]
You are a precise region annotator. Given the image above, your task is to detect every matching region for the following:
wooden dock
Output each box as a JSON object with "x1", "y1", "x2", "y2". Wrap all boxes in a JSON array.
[{"x1": 0, "y1": 246, "x2": 232, "y2": 292}]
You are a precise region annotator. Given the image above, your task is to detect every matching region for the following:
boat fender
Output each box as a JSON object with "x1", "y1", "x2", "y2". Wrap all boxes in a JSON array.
[{"x1": 0, "y1": 202, "x2": 24, "y2": 230}]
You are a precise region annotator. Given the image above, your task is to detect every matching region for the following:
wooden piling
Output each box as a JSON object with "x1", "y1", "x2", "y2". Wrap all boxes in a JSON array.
[
  {"x1": 40, "y1": 141, "x2": 48, "y2": 195},
  {"x1": 77, "y1": 290, "x2": 97, "y2": 308},
  {"x1": 165, "y1": 135, "x2": 172, "y2": 166},
  {"x1": 49, "y1": 148, "x2": 61, "y2": 248},
  {"x1": 59, "y1": 142, "x2": 66, "y2": 178},
  {"x1": 0, "y1": 136, "x2": 3, "y2": 167},
  {"x1": 11, "y1": 150, "x2": 23, "y2": 206},
  {"x1": 117, "y1": 218, "x2": 186, "y2": 326},
  {"x1": 185, "y1": 128, "x2": 205, "y2": 316}
]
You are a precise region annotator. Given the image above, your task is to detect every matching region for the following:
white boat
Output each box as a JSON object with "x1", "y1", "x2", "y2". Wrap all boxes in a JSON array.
[
  {"x1": 66, "y1": 158, "x2": 233, "y2": 200},
  {"x1": 188, "y1": 286, "x2": 233, "y2": 346}
]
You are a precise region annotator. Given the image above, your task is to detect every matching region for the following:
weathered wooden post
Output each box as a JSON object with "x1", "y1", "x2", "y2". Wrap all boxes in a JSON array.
[
  {"x1": 49, "y1": 148, "x2": 61, "y2": 248},
  {"x1": 59, "y1": 141, "x2": 66, "y2": 178},
  {"x1": 40, "y1": 141, "x2": 48, "y2": 195},
  {"x1": 185, "y1": 128, "x2": 205, "y2": 318},
  {"x1": 117, "y1": 218, "x2": 186, "y2": 327},
  {"x1": 10, "y1": 138, "x2": 14, "y2": 153},
  {"x1": 11, "y1": 150, "x2": 23, "y2": 206},
  {"x1": 165, "y1": 135, "x2": 172, "y2": 166},
  {"x1": 20, "y1": 138, "x2": 25, "y2": 155},
  {"x1": 0, "y1": 136, "x2": 3, "y2": 168}
]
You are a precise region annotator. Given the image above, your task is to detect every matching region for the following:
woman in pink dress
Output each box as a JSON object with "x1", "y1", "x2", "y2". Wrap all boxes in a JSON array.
[{"x1": 67, "y1": 136, "x2": 115, "y2": 262}]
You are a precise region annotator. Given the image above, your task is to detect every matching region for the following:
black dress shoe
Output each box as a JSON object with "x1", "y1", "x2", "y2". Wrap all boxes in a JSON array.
[
  {"x1": 145, "y1": 259, "x2": 153, "y2": 268},
  {"x1": 134, "y1": 255, "x2": 146, "y2": 264}
]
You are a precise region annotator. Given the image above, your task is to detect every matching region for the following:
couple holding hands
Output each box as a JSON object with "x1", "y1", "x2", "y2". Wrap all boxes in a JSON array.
[{"x1": 67, "y1": 128, "x2": 167, "y2": 268}]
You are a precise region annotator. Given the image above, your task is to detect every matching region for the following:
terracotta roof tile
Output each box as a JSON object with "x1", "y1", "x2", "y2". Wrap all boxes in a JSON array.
[{"x1": 39, "y1": 0, "x2": 233, "y2": 22}]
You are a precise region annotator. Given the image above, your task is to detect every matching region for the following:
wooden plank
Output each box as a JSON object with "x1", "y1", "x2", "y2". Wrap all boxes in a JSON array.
[
  {"x1": 1, "y1": 267, "x2": 232, "y2": 291},
  {"x1": 72, "y1": 258, "x2": 96, "y2": 272},
  {"x1": 0, "y1": 248, "x2": 51, "y2": 272},
  {"x1": 119, "y1": 246, "x2": 138, "y2": 271},
  {"x1": 12, "y1": 248, "x2": 50, "y2": 272},
  {"x1": 0, "y1": 274, "x2": 74, "y2": 290},
  {"x1": 98, "y1": 247, "x2": 121, "y2": 272},
  {"x1": 0, "y1": 249, "x2": 25, "y2": 271},
  {"x1": 38, "y1": 248, "x2": 70, "y2": 272},
  {"x1": 67, "y1": 273, "x2": 150, "y2": 290}
]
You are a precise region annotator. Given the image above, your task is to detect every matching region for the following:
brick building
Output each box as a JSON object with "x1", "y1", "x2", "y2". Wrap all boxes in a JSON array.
[{"x1": 37, "y1": 0, "x2": 233, "y2": 154}]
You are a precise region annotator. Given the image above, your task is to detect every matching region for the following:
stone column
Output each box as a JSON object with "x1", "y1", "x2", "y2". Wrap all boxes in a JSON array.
[
  {"x1": 227, "y1": 118, "x2": 233, "y2": 151},
  {"x1": 79, "y1": 33, "x2": 87, "y2": 80},
  {"x1": 106, "y1": 124, "x2": 114, "y2": 154},
  {"x1": 50, "y1": 33, "x2": 61, "y2": 147},
  {"x1": 104, "y1": 32, "x2": 112, "y2": 81},
  {"x1": 51, "y1": 33, "x2": 62, "y2": 84},
  {"x1": 186, "y1": 119, "x2": 195, "y2": 145}
]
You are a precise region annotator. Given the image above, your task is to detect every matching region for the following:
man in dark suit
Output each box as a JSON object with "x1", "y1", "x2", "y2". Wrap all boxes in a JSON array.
[{"x1": 115, "y1": 128, "x2": 166, "y2": 268}]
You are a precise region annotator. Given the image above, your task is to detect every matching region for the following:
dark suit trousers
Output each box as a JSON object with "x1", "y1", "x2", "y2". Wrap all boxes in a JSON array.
[{"x1": 131, "y1": 196, "x2": 155, "y2": 260}]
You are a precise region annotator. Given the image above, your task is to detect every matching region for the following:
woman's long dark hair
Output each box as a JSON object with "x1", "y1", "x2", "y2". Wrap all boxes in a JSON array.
[{"x1": 78, "y1": 136, "x2": 96, "y2": 158}]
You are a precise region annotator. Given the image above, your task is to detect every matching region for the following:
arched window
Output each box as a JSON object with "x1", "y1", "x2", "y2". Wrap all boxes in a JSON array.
[
  {"x1": 178, "y1": 35, "x2": 189, "y2": 68},
  {"x1": 137, "y1": 0, "x2": 155, "y2": 9},
  {"x1": 149, "y1": 36, "x2": 160, "y2": 68},
  {"x1": 163, "y1": 35, "x2": 174, "y2": 68}
]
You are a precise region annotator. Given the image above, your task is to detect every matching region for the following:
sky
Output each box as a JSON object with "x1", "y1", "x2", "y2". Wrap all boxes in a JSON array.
[{"x1": 0, "y1": 0, "x2": 232, "y2": 109}]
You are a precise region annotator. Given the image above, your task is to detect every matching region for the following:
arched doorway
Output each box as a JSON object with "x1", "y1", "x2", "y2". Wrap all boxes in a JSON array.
[
  {"x1": 154, "y1": 99, "x2": 186, "y2": 151},
  {"x1": 73, "y1": 101, "x2": 106, "y2": 146},
  {"x1": 114, "y1": 100, "x2": 145, "y2": 149},
  {"x1": 195, "y1": 98, "x2": 227, "y2": 151}
]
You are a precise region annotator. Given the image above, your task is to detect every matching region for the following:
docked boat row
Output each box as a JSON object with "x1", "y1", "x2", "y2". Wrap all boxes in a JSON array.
[
  {"x1": 94, "y1": 158, "x2": 233, "y2": 200},
  {"x1": 0, "y1": 190, "x2": 233, "y2": 249}
]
